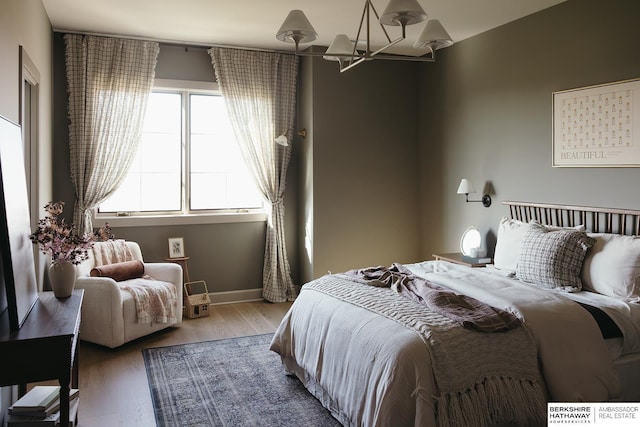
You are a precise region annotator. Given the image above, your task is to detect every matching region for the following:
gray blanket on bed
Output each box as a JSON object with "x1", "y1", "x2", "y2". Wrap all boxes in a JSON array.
[{"x1": 340, "y1": 263, "x2": 521, "y2": 332}]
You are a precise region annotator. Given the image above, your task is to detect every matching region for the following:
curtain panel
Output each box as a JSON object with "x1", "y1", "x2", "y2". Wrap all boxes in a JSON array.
[
  {"x1": 65, "y1": 34, "x2": 159, "y2": 234},
  {"x1": 209, "y1": 47, "x2": 299, "y2": 303}
]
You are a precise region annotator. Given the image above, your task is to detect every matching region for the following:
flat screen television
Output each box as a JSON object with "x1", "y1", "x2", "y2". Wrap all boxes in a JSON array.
[{"x1": 0, "y1": 115, "x2": 38, "y2": 330}]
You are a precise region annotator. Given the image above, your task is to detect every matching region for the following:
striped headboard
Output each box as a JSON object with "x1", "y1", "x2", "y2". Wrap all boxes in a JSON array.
[{"x1": 502, "y1": 201, "x2": 640, "y2": 236}]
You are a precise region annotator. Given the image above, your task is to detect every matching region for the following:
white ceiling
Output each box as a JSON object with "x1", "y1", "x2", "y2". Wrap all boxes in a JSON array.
[{"x1": 42, "y1": 0, "x2": 566, "y2": 55}]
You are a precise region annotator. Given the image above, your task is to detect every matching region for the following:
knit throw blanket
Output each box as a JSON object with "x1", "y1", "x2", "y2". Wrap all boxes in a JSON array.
[
  {"x1": 305, "y1": 275, "x2": 547, "y2": 427},
  {"x1": 118, "y1": 278, "x2": 178, "y2": 324},
  {"x1": 340, "y1": 263, "x2": 521, "y2": 332},
  {"x1": 92, "y1": 239, "x2": 133, "y2": 266},
  {"x1": 93, "y1": 240, "x2": 177, "y2": 324}
]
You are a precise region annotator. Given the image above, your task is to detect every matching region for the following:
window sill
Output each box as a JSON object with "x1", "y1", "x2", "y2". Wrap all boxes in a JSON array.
[{"x1": 96, "y1": 211, "x2": 267, "y2": 228}]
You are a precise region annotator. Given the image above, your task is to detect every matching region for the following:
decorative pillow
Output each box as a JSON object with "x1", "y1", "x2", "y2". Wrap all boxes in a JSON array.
[
  {"x1": 516, "y1": 222, "x2": 595, "y2": 292},
  {"x1": 581, "y1": 233, "x2": 640, "y2": 301},
  {"x1": 90, "y1": 260, "x2": 145, "y2": 282},
  {"x1": 493, "y1": 217, "x2": 528, "y2": 273},
  {"x1": 493, "y1": 217, "x2": 586, "y2": 274}
]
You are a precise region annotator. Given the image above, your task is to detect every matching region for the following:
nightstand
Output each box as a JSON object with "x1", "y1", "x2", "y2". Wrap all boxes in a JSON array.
[{"x1": 432, "y1": 252, "x2": 491, "y2": 268}]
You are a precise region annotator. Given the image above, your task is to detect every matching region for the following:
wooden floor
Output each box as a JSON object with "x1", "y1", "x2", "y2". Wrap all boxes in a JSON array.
[{"x1": 73, "y1": 301, "x2": 291, "y2": 427}]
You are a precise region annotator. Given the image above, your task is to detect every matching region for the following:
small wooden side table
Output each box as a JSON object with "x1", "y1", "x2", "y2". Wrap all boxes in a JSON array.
[
  {"x1": 432, "y1": 252, "x2": 491, "y2": 268},
  {"x1": 165, "y1": 257, "x2": 191, "y2": 309}
]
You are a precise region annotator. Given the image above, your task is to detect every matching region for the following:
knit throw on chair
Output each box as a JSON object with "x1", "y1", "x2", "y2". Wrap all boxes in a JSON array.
[
  {"x1": 92, "y1": 239, "x2": 134, "y2": 266},
  {"x1": 93, "y1": 240, "x2": 178, "y2": 324}
]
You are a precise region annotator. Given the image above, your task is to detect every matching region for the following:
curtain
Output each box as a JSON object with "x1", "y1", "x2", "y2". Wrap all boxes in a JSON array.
[
  {"x1": 65, "y1": 34, "x2": 159, "y2": 234},
  {"x1": 209, "y1": 47, "x2": 299, "y2": 303}
]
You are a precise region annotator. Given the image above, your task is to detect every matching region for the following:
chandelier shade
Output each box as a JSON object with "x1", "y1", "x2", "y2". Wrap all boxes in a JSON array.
[
  {"x1": 276, "y1": 10, "x2": 318, "y2": 46},
  {"x1": 323, "y1": 34, "x2": 356, "y2": 62},
  {"x1": 379, "y1": 0, "x2": 427, "y2": 27},
  {"x1": 414, "y1": 19, "x2": 454, "y2": 51}
]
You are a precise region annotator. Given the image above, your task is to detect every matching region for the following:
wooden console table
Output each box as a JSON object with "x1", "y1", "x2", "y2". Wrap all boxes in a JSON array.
[{"x1": 0, "y1": 289, "x2": 83, "y2": 426}]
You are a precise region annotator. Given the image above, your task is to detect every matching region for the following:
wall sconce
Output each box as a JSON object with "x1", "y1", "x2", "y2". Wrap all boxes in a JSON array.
[
  {"x1": 457, "y1": 179, "x2": 491, "y2": 207},
  {"x1": 274, "y1": 129, "x2": 308, "y2": 146}
]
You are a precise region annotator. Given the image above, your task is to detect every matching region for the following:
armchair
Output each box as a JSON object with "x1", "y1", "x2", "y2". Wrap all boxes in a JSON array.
[{"x1": 75, "y1": 241, "x2": 183, "y2": 348}]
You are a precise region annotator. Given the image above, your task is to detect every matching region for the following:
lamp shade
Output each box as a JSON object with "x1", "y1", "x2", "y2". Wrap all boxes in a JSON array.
[
  {"x1": 379, "y1": 0, "x2": 427, "y2": 27},
  {"x1": 457, "y1": 179, "x2": 476, "y2": 195},
  {"x1": 276, "y1": 10, "x2": 318, "y2": 44},
  {"x1": 414, "y1": 19, "x2": 454, "y2": 50},
  {"x1": 274, "y1": 135, "x2": 289, "y2": 146},
  {"x1": 324, "y1": 34, "x2": 355, "y2": 61}
]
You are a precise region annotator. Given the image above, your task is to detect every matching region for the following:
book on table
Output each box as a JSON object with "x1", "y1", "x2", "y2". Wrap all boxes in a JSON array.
[
  {"x1": 7, "y1": 388, "x2": 79, "y2": 426},
  {"x1": 7, "y1": 395, "x2": 79, "y2": 427},
  {"x1": 40, "y1": 388, "x2": 79, "y2": 416},
  {"x1": 8, "y1": 386, "x2": 60, "y2": 413},
  {"x1": 461, "y1": 255, "x2": 492, "y2": 264}
]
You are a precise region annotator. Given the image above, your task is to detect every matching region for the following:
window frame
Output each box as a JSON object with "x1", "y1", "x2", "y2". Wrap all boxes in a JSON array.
[{"x1": 94, "y1": 79, "x2": 267, "y2": 228}]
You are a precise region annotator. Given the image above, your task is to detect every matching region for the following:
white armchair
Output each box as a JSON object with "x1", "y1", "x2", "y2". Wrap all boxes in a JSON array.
[{"x1": 74, "y1": 241, "x2": 183, "y2": 348}]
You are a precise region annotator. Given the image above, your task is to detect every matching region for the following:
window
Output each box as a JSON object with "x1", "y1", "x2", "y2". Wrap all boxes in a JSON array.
[{"x1": 98, "y1": 80, "x2": 263, "y2": 222}]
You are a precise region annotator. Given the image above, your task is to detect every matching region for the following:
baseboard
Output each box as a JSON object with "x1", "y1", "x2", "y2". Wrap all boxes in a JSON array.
[{"x1": 208, "y1": 288, "x2": 263, "y2": 305}]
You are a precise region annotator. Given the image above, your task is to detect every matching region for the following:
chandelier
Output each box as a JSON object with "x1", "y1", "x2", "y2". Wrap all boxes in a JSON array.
[{"x1": 275, "y1": 0, "x2": 454, "y2": 72}]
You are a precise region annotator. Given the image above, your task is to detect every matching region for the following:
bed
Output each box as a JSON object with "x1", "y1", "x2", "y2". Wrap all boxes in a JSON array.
[{"x1": 270, "y1": 201, "x2": 640, "y2": 426}]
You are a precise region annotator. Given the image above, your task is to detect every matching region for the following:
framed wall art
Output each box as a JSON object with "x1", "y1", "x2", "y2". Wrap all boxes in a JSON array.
[
  {"x1": 552, "y1": 77, "x2": 640, "y2": 167},
  {"x1": 168, "y1": 237, "x2": 185, "y2": 258}
]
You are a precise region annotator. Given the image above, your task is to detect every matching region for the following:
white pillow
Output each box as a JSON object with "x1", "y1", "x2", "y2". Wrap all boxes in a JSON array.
[
  {"x1": 493, "y1": 217, "x2": 528, "y2": 273},
  {"x1": 493, "y1": 217, "x2": 586, "y2": 274},
  {"x1": 582, "y1": 233, "x2": 640, "y2": 301}
]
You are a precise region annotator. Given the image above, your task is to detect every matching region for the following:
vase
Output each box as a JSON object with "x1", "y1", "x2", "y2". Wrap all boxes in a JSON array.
[{"x1": 49, "y1": 261, "x2": 76, "y2": 298}]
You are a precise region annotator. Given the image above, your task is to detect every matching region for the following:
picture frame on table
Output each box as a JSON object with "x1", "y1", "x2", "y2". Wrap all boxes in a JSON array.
[{"x1": 168, "y1": 237, "x2": 185, "y2": 259}]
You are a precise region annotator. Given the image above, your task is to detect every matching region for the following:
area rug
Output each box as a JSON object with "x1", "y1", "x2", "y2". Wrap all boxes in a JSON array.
[{"x1": 143, "y1": 333, "x2": 341, "y2": 426}]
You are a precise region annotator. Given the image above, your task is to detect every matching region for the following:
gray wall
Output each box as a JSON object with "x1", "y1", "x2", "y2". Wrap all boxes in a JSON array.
[
  {"x1": 418, "y1": 0, "x2": 640, "y2": 259},
  {"x1": 51, "y1": 39, "x2": 300, "y2": 292},
  {"x1": 299, "y1": 55, "x2": 422, "y2": 281}
]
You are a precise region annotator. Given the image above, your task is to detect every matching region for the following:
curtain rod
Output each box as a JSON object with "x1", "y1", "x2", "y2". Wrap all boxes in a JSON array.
[{"x1": 54, "y1": 28, "x2": 297, "y2": 55}]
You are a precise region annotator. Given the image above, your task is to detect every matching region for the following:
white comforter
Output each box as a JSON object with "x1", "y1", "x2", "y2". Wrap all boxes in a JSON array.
[{"x1": 271, "y1": 260, "x2": 622, "y2": 426}]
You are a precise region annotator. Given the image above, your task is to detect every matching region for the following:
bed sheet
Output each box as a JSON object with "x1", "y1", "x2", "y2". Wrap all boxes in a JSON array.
[{"x1": 560, "y1": 289, "x2": 640, "y2": 357}]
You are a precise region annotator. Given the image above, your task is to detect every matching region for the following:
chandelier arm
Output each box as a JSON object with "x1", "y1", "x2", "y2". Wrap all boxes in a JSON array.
[
  {"x1": 366, "y1": 0, "x2": 371, "y2": 53},
  {"x1": 369, "y1": 36, "x2": 404, "y2": 58},
  {"x1": 292, "y1": 50, "x2": 361, "y2": 59},
  {"x1": 354, "y1": 0, "x2": 368, "y2": 58},
  {"x1": 339, "y1": 56, "x2": 368, "y2": 73},
  {"x1": 373, "y1": 53, "x2": 435, "y2": 62},
  {"x1": 284, "y1": 49, "x2": 435, "y2": 62},
  {"x1": 368, "y1": 0, "x2": 394, "y2": 44},
  {"x1": 340, "y1": 52, "x2": 435, "y2": 72},
  {"x1": 292, "y1": 50, "x2": 436, "y2": 62}
]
